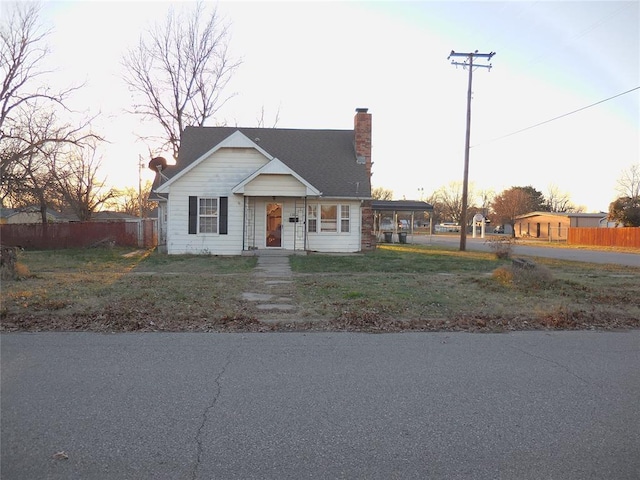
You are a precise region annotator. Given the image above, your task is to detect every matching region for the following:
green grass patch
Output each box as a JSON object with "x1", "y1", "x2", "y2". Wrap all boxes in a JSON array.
[{"x1": 291, "y1": 244, "x2": 504, "y2": 273}]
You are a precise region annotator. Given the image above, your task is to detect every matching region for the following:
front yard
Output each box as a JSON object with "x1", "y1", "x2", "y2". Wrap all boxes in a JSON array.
[{"x1": 1, "y1": 245, "x2": 639, "y2": 332}]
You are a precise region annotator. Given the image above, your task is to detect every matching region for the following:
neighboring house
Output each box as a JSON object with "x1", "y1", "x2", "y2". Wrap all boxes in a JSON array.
[
  {"x1": 567, "y1": 212, "x2": 611, "y2": 228},
  {"x1": 150, "y1": 108, "x2": 375, "y2": 255},
  {"x1": 514, "y1": 211, "x2": 610, "y2": 240},
  {"x1": 0, "y1": 206, "x2": 65, "y2": 224},
  {"x1": 91, "y1": 211, "x2": 142, "y2": 222}
]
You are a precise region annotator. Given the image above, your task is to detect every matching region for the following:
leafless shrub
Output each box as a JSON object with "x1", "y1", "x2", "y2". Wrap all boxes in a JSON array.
[
  {"x1": 492, "y1": 263, "x2": 553, "y2": 289},
  {"x1": 486, "y1": 235, "x2": 515, "y2": 259},
  {"x1": 1, "y1": 247, "x2": 29, "y2": 280}
]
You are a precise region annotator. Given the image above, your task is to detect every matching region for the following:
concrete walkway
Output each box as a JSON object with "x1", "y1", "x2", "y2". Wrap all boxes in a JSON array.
[{"x1": 241, "y1": 250, "x2": 301, "y2": 321}]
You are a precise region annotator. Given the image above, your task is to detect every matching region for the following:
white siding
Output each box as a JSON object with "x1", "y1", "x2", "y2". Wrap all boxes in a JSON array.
[
  {"x1": 244, "y1": 174, "x2": 307, "y2": 196},
  {"x1": 306, "y1": 201, "x2": 362, "y2": 253},
  {"x1": 164, "y1": 147, "x2": 364, "y2": 254},
  {"x1": 166, "y1": 148, "x2": 268, "y2": 254}
]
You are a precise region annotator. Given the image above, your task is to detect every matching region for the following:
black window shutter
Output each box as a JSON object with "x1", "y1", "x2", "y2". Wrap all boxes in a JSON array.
[
  {"x1": 219, "y1": 197, "x2": 228, "y2": 235},
  {"x1": 188, "y1": 196, "x2": 197, "y2": 234}
]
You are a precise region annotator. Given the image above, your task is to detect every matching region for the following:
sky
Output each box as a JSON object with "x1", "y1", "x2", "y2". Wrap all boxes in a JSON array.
[{"x1": 32, "y1": 0, "x2": 640, "y2": 213}]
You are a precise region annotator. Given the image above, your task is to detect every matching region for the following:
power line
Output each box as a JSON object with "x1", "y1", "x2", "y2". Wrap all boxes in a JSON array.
[{"x1": 471, "y1": 86, "x2": 640, "y2": 148}]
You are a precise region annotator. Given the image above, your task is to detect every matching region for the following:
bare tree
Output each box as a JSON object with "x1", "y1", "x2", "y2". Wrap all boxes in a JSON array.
[
  {"x1": 122, "y1": 1, "x2": 242, "y2": 159},
  {"x1": 431, "y1": 181, "x2": 477, "y2": 225},
  {"x1": 1, "y1": 2, "x2": 59, "y2": 133},
  {"x1": 3, "y1": 100, "x2": 99, "y2": 218},
  {"x1": 55, "y1": 143, "x2": 117, "y2": 221},
  {"x1": 110, "y1": 181, "x2": 156, "y2": 218},
  {"x1": 1, "y1": 2, "x2": 95, "y2": 217},
  {"x1": 6, "y1": 107, "x2": 62, "y2": 224},
  {"x1": 255, "y1": 105, "x2": 281, "y2": 128},
  {"x1": 615, "y1": 164, "x2": 640, "y2": 200},
  {"x1": 544, "y1": 184, "x2": 580, "y2": 213},
  {"x1": 371, "y1": 186, "x2": 393, "y2": 200},
  {"x1": 477, "y1": 188, "x2": 494, "y2": 217}
]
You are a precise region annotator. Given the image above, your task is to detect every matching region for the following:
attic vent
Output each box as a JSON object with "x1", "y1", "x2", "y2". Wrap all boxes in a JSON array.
[
  {"x1": 356, "y1": 155, "x2": 366, "y2": 164},
  {"x1": 254, "y1": 137, "x2": 260, "y2": 143}
]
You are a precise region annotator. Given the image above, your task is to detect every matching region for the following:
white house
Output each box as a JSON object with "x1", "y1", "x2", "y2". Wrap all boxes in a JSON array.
[{"x1": 150, "y1": 108, "x2": 376, "y2": 255}]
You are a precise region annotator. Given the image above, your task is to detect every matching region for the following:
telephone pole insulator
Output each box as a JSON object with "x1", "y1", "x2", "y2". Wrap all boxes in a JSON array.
[{"x1": 448, "y1": 50, "x2": 495, "y2": 252}]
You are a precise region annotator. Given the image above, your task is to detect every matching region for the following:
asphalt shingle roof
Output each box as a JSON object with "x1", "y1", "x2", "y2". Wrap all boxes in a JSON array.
[{"x1": 162, "y1": 126, "x2": 371, "y2": 198}]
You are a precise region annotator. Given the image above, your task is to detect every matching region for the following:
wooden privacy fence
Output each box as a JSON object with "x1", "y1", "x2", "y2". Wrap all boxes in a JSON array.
[
  {"x1": 568, "y1": 227, "x2": 640, "y2": 248},
  {"x1": 0, "y1": 220, "x2": 157, "y2": 250}
]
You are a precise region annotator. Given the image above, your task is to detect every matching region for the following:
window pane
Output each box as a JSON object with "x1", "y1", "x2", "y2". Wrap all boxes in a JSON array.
[
  {"x1": 321, "y1": 205, "x2": 337, "y2": 232},
  {"x1": 199, "y1": 217, "x2": 217, "y2": 233},
  {"x1": 307, "y1": 205, "x2": 317, "y2": 233},
  {"x1": 341, "y1": 205, "x2": 350, "y2": 232},
  {"x1": 199, "y1": 198, "x2": 217, "y2": 215}
]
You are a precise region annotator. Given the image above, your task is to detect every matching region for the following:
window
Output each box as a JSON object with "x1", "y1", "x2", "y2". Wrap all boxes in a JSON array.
[
  {"x1": 307, "y1": 203, "x2": 350, "y2": 233},
  {"x1": 340, "y1": 205, "x2": 350, "y2": 232},
  {"x1": 189, "y1": 196, "x2": 227, "y2": 235},
  {"x1": 307, "y1": 205, "x2": 317, "y2": 233},
  {"x1": 199, "y1": 198, "x2": 218, "y2": 233},
  {"x1": 321, "y1": 205, "x2": 337, "y2": 232}
]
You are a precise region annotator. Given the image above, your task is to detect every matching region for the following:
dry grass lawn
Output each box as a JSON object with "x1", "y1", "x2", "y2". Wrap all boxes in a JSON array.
[{"x1": 1, "y1": 244, "x2": 639, "y2": 333}]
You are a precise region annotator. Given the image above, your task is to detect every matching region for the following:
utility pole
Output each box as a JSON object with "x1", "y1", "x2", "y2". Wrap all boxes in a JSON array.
[
  {"x1": 138, "y1": 155, "x2": 144, "y2": 220},
  {"x1": 448, "y1": 50, "x2": 495, "y2": 251}
]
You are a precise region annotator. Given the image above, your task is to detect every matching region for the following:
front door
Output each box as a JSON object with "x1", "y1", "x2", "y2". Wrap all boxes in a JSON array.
[{"x1": 266, "y1": 203, "x2": 282, "y2": 247}]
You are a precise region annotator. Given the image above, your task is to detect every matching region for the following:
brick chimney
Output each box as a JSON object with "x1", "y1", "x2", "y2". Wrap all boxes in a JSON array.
[
  {"x1": 354, "y1": 107, "x2": 372, "y2": 178},
  {"x1": 354, "y1": 108, "x2": 376, "y2": 252}
]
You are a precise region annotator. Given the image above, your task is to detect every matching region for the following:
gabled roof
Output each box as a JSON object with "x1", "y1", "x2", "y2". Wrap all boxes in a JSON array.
[
  {"x1": 231, "y1": 158, "x2": 321, "y2": 196},
  {"x1": 156, "y1": 126, "x2": 371, "y2": 198}
]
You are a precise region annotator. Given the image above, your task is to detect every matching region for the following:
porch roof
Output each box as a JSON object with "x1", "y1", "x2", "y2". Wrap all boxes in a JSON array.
[{"x1": 372, "y1": 200, "x2": 433, "y2": 212}]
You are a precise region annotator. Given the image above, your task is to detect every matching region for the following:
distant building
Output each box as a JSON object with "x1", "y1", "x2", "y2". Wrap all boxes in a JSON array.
[
  {"x1": 515, "y1": 211, "x2": 610, "y2": 241},
  {"x1": 0, "y1": 206, "x2": 65, "y2": 224}
]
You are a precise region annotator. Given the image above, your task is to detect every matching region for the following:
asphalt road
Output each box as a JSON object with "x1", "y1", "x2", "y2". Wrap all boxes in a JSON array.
[
  {"x1": 2, "y1": 331, "x2": 639, "y2": 479},
  {"x1": 411, "y1": 234, "x2": 640, "y2": 267}
]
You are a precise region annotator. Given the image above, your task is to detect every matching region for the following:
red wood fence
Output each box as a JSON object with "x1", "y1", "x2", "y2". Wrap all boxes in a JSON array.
[
  {"x1": 0, "y1": 220, "x2": 157, "y2": 250},
  {"x1": 568, "y1": 227, "x2": 640, "y2": 248}
]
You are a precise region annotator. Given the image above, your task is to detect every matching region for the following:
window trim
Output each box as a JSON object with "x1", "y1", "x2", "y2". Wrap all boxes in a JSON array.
[
  {"x1": 307, "y1": 203, "x2": 351, "y2": 234},
  {"x1": 198, "y1": 197, "x2": 219, "y2": 234}
]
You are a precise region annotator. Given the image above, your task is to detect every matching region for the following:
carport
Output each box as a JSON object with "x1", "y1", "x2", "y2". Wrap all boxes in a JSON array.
[{"x1": 372, "y1": 200, "x2": 434, "y2": 244}]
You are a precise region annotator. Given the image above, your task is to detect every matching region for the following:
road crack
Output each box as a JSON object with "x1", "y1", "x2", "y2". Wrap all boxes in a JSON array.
[
  {"x1": 191, "y1": 351, "x2": 233, "y2": 480},
  {"x1": 507, "y1": 343, "x2": 590, "y2": 385}
]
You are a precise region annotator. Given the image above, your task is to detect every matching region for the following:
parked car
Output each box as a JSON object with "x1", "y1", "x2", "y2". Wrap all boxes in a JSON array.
[{"x1": 493, "y1": 225, "x2": 505, "y2": 234}]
